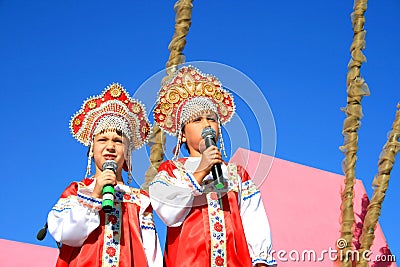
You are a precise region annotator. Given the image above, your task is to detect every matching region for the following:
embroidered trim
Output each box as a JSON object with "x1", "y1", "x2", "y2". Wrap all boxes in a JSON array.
[
  {"x1": 241, "y1": 180, "x2": 260, "y2": 201},
  {"x1": 77, "y1": 193, "x2": 102, "y2": 204},
  {"x1": 102, "y1": 203, "x2": 122, "y2": 267},
  {"x1": 185, "y1": 172, "x2": 203, "y2": 193},
  {"x1": 51, "y1": 196, "x2": 77, "y2": 212},
  {"x1": 140, "y1": 211, "x2": 156, "y2": 231},
  {"x1": 113, "y1": 188, "x2": 141, "y2": 206},
  {"x1": 207, "y1": 192, "x2": 227, "y2": 267},
  {"x1": 141, "y1": 225, "x2": 156, "y2": 231},
  {"x1": 226, "y1": 163, "x2": 239, "y2": 192},
  {"x1": 149, "y1": 180, "x2": 169, "y2": 187},
  {"x1": 252, "y1": 258, "x2": 277, "y2": 265},
  {"x1": 243, "y1": 190, "x2": 260, "y2": 201},
  {"x1": 174, "y1": 160, "x2": 203, "y2": 195},
  {"x1": 51, "y1": 207, "x2": 72, "y2": 212},
  {"x1": 149, "y1": 170, "x2": 175, "y2": 187},
  {"x1": 77, "y1": 193, "x2": 102, "y2": 211}
]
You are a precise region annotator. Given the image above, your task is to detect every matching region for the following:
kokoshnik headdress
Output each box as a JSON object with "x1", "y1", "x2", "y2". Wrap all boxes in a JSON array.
[
  {"x1": 70, "y1": 83, "x2": 151, "y2": 182},
  {"x1": 154, "y1": 66, "x2": 236, "y2": 159}
]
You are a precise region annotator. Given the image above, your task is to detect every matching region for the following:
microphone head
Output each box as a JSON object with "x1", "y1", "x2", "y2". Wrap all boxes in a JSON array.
[
  {"x1": 102, "y1": 160, "x2": 118, "y2": 173},
  {"x1": 201, "y1": 127, "x2": 216, "y2": 140},
  {"x1": 36, "y1": 223, "x2": 48, "y2": 241}
]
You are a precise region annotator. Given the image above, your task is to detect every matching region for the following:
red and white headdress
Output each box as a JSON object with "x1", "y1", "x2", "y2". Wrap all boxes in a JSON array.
[
  {"x1": 70, "y1": 83, "x2": 151, "y2": 179},
  {"x1": 154, "y1": 66, "x2": 235, "y2": 158}
]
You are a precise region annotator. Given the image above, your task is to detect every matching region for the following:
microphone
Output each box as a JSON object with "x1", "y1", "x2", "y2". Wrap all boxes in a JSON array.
[
  {"x1": 201, "y1": 127, "x2": 224, "y2": 190},
  {"x1": 101, "y1": 160, "x2": 118, "y2": 213},
  {"x1": 36, "y1": 222, "x2": 48, "y2": 241}
]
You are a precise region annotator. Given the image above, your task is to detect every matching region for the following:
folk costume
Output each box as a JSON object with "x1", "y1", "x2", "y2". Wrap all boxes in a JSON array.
[
  {"x1": 47, "y1": 83, "x2": 162, "y2": 267},
  {"x1": 150, "y1": 66, "x2": 276, "y2": 266}
]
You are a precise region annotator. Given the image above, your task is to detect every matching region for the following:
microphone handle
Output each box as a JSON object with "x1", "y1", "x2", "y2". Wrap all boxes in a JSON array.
[
  {"x1": 101, "y1": 161, "x2": 117, "y2": 213},
  {"x1": 102, "y1": 184, "x2": 114, "y2": 213},
  {"x1": 211, "y1": 163, "x2": 224, "y2": 190},
  {"x1": 204, "y1": 136, "x2": 224, "y2": 189}
]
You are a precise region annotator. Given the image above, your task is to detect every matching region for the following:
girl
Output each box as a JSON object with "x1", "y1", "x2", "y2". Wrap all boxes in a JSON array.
[
  {"x1": 47, "y1": 83, "x2": 162, "y2": 267},
  {"x1": 150, "y1": 66, "x2": 276, "y2": 267}
]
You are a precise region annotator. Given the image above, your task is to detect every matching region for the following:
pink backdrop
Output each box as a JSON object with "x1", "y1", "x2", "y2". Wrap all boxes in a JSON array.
[
  {"x1": 231, "y1": 148, "x2": 396, "y2": 266},
  {"x1": 0, "y1": 238, "x2": 58, "y2": 266}
]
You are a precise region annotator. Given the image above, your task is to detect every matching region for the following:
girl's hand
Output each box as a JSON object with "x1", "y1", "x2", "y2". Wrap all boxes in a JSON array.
[
  {"x1": 193, "y1": 146, "x2": 222, "y2": 184},
  {"x1": 91, "y1": 170, "x2": 117, "y2": 198}
]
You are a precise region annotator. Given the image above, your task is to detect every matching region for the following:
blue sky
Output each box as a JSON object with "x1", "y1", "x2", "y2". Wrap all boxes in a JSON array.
[{"x1": 1, "y1": 0, "x2": 399, "y2": 261}]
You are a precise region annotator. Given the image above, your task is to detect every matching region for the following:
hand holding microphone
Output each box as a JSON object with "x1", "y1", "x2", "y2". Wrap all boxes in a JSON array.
[
  {"x1": 201, "y1": 127, "x2": 225, "y2": 189},
  {"x1": 101, "y1": 160, "x2": 118, "y2": 213}
]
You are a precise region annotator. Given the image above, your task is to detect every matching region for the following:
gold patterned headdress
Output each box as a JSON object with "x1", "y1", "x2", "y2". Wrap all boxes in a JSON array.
[
  {"x1": 70, "y1": 83, "x2": 151, "y2": 179},
  {"x1": 154, "y1": 66, "x2": 235, "y2": 158}
]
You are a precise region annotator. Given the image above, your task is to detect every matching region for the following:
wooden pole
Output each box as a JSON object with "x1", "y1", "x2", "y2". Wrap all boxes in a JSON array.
[
  {"x1": 143, "y1": 0, "x2": 194, "y2": 190},
  {"x1": 339, "y1": 0, "x2": 369, "y2": 265}
]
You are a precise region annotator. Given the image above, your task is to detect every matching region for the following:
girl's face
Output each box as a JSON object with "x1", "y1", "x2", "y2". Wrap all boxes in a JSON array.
[
  {"x1": 92, "y1": 130, "x2": 128, "y2": 175},
  {"x1": 182, "y1": 111, "x2": 219, "y2": 157}
]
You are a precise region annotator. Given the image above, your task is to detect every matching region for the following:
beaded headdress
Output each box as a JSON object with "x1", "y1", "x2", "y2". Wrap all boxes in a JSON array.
[
  {"x1": 70, "y1": 83, "x2": 151, "y2": 180},
  {"x1": 154, "y1": 66, "x2": 235, "y2": 158}
]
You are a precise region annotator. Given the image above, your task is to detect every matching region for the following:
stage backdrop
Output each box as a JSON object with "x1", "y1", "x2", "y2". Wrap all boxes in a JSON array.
[
  {"x1": 230, "y1": 148, "x2": 395, "y2": 266},
  {"x1": 0, "y1": 148, "x2": 395, "y2": 266}
]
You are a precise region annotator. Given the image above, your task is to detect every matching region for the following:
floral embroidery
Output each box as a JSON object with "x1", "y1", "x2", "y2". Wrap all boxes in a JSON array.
[
  {"x1": 215, "y1": 256, "x2": 224, "y2": 266},
  {"x1": 204, "y1": 162, "x2": 246, "y2": 267},
  {"x1": 226, "y1": 163, "x2": 239, "y2": 192},
  {"x1": 241, "y1": 180, "x2": 260, "y2": 201},
  {"x1": 100, "y1": 187, "x2": 144, "y2": 266},
  {"x1": 114, "y1": 188, "x2": 141, "y2": 206},
  {"x1": 214, "y1": 222, "x2": 223, "y2": 232},
  {"x1": 106, "y1": 247, "x2": 116, "y2": 257},
  {"x1": 207, "y1": 192, "x2": 227, "y2": 267},
  {"x1": 210, "y1": 192, "x2": 219, "y2": 200},
  {"x1": 102, "y1": 203, "x2": 121, "y2": 267},
  {"x1": 108, "y1": 215, "x2": 118, "y2": 225}
]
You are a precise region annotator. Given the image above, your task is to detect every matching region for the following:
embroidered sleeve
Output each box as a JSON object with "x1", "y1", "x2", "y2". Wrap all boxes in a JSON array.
[
  {"x1": 138, "y1": 194, "x2": 163, "y2": 267},
  {"x1": 238, "y1": 166, "x2": 277, "y2": 266},
  {"x1": 150, "y1": 160, "x2": 203, "y2": 195},
  {"x1": 149, "y1": 160, "x2": 198, "y2": 226},
  {"x1": 47, "y1": 180, "x2": 101, "y2": 247}
]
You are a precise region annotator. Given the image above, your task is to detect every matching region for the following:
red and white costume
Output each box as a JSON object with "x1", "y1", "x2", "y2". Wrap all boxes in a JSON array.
[
  {"x1": 149, "y1": 158, "x2": 276, "y2": 267},
  {"x1": 48, "y1": 178, "x2": 162, "y2": 267},
  {"x1": 151, "y1": 66, "x2": 277, "y2": 266}
]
